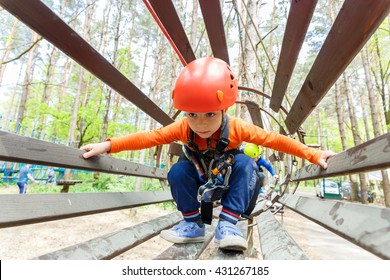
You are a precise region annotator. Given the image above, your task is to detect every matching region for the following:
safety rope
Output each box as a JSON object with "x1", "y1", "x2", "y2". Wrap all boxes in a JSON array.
[{"x1": 142, "y1": 0, "x2": 188, "y2": 66}]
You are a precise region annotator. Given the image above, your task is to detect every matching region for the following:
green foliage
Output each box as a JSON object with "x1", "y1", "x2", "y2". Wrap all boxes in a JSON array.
[
  {"x1": 0, "y1": 172, "x2": 168, "y2": 194},
  {"x1": 30, "y1": 183, "x2": 63, "y2": 193},
  {"x1": 159, "y1": 201, "x2": 177, "y2": 211},
  {"x1": 303, "y1": 109, "x2": 350, "y2": 153},
  {"x1": 0, "y1": 181, "x2": 8, "y2": 188}
]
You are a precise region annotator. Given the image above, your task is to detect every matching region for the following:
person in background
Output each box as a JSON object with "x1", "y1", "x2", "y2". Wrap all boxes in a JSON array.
[
  {"x1": 17, "y1": 163, "x2": 36, "y2": 194},
  {"x1": 243, "y1": 143, "x2": 278, "y2": 196},
  {"x1": 46, "y1": 166, "x2": 56, "y2": 184}
]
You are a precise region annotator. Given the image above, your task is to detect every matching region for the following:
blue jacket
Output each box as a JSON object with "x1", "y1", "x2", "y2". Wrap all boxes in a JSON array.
[
  {"x1": 257, "y1": 157, "x2": 275, "y2": 176},
  {"x1": 17, "y1": 165, "x2": 32, "y2": 184}
]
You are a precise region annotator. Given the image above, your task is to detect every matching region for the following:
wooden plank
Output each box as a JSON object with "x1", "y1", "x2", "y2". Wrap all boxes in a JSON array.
[
  {"x1": 0, "y1": 191, "x2": 173, "y2": 228},
  {"x1": 154, "y1": 221, "x2": 216, "y2": 260},
  {"x1": 0, "y1": 0, "x2": 173, "y2": 126},
  {"x1": 199, "y1": 0, "x2": 230, "y2": 64},
  {"x1": 256, "y1": 211, "x2": 308, "y2": 260},
  {"x1": 248, "y1": 200, "x2": 267, "y2": 217},
  {"x1": 148, "y1": 0, "x2": 196, "y2": 64},
  {"x1": 270, "y1": 0, "x2": 317, "y2": 112},
  {"x1": 0, "y1": 131, "x2": 167, "y2": 179},
  {"x1": 168, "y1": 142, "x2": 183, "y2": 157},
  {"x1": 292, "y1": 133, "x2": 390, "y2": 181},
  {"x1": 244, "y1": 101, "x2": 264, "y2": 128},
  {"x1": 34, "y1": 212, "x2": 182, "y2": 260},
  {"x1": 279, "y1": 193, "x2": 390, "y2": 260},
  {"x1": 285, "y1": 0, "x2": 390, "y2": 133}
]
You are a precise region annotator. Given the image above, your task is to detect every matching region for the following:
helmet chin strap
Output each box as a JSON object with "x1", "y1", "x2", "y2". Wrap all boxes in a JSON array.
[{"x1": 220, "y1": 110, "x2": 226, "y2": 130}]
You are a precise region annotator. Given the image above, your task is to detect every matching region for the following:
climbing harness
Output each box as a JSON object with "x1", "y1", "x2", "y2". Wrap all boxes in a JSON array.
[
  {"x1": 197, "y1": 154, "x2": 235, "y2": 203},
  {"x1": 182, "y1": 115, "x2": 237, "y2": 224}
]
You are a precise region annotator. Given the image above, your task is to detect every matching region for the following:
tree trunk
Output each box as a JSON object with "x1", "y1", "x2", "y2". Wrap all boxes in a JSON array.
[
  {"x1": 362, "y1": 47, "x2": 390, "y2": 206},
  {"x1": 373, "y1": 33, "x2": 389, "y2": 132},
  {"x1": 358, "y1": 84, "x2": 371, "y2": 141},
  {"x1": 361, "y1": 47, "x2": 389, "y2": 205},
  {"x1": 190, "y1": 0, "x2": 199, "y2": 51},
  {"x1": 16, "y1": 31, "x2": 40, "y2": 125},
  {"x1": 334, "y1": 82, "x2": 348, "y2": 150},
  {"x1": 135, "y1": 28, "x2": 165, "y2": 190},
  {"x1": 343, "y1": 72, "x2": 369, "y2": 204},
  {"x1": 334, "y1": 81, "x2": 348, "y2": 183},
  {"x1": 0, "y1": 18, "x2": 19, "y2": 86},
  {"x1": 38, "y1": 46, "x2": 59, "y2": 131},
  {"x1": 130, "y1": 12, "x2": 152, "y2": 161},
  {"x1": 65, "y1": 0, "x2": 94, "y2": 180},
  {"x1": 37, "y1": 0, "x2": 67, "y2": 131},
  {"x1": 316, "y1": 109, "x2": 323, "y2": 149},
  {"x1": 101, "y1": 0, "x2": 123, "y2": 141}
]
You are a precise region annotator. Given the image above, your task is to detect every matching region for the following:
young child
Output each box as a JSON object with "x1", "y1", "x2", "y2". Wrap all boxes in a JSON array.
[
  {"x1": 81, "y1": 57, "x2": 336, "y2": 251},
  {"x1": 243, "y1": 143, "x2": 278, "y2": 195},
  {"x1": 17, "y1": 163, "x2": 36, "y2": 194}
]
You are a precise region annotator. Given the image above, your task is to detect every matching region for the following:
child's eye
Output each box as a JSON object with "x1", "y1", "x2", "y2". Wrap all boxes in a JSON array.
[
  {"x1": 188, "y1": 113, "x2": 196, "y2": 118},
  {"x1": 207, "y1": 113, "x2": 215, "y2": 117}
]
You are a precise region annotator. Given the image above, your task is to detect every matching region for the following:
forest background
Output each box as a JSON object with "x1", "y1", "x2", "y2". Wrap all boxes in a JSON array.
[{"x1": 0, "y1": 0, "x2": 389, "y2": 205}]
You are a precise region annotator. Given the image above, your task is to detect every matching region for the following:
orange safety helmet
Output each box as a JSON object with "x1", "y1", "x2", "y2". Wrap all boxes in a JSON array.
[{"x1": 172, "y1": 57, "x2": 238, "y2": 112}]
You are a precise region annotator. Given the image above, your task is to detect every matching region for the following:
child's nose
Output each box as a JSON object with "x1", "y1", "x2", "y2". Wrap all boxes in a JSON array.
[{"x1": 197, "y1": 117, "x2": 209, "y2": 126}]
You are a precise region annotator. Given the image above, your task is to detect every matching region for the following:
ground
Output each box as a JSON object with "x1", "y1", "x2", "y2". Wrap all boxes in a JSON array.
[{"x1": 0, "y1": 185, "x2": 380, "y2": 260}]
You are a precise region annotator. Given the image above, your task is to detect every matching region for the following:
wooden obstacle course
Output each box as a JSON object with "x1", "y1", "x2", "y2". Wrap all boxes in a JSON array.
[{"x1": 0, "y1": 0, "x2": 389, "y2": 260}]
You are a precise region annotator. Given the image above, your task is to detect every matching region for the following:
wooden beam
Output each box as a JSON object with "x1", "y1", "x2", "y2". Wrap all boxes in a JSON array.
[
  {"x1": 280, "y1": 193, "x2": 390, "y2": 260},
  {"x1": 0, "y1": 131, "x2": 167, "y2": 180},
  {"x1": 291, "y1": 133, "x2": 390, "y2": 181},
  {"x1": 199, "y1": 0, "x2": 230, "y2": 64},
  {"x1": 154, "y1": 220, "x2": 216, "y2": 260},
  {"x1": 243, "y1": 101, "x2": 264, "y2": 128},
  {"x1": 0, "y1": 0, "x2": 173, "y2": 126},
  {"x1": 285, "y1": 0, "x2": 390, "y2": 133},
  {"x1": 34, "y1": 212, "x2": 182, "y2": 260},
  {"x1": 256, "y1": 211, "x2": 308, "y2": 260},
  {"x1": 270, "y1": 0, "x2": 318, "y2": 112},
  {"x1": 0, "y1": 191, "x2": 173, "y2": 228},
  {"x1": 148, "y1": 0, "x2": 196, "y2": 64}
]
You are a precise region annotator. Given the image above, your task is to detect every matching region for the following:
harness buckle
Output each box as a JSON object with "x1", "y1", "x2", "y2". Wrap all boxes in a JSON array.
[
  {"x1": 197, "y1": 179, "x2": 226, "y2": 202},
  {"x1": 197, "y1": 155, "x2": 235, "y2": 202}
]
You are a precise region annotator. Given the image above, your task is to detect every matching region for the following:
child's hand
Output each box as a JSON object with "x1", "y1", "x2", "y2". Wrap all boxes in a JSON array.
[
  {"x1": 317, "y1": 150, "x2": 337, "y2": 169},
  {"x1": 81, "y1": 141, "x2": 112, "y2": 159}
]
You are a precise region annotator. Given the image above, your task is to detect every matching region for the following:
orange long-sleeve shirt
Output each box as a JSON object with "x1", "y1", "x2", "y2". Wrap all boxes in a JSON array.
[{"x1": 108, "y1": 115, "x2": 322, "y2": 164}]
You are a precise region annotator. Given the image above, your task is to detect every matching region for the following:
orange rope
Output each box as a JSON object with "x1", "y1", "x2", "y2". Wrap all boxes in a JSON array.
[{"x1": 143, "y1": 0, "x2": 187, "y2": 66}]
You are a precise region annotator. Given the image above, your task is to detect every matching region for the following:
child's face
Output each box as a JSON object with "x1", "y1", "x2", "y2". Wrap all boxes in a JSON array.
[{"x1": 186, "y1": 110, "x2": 223, "y2": 139}]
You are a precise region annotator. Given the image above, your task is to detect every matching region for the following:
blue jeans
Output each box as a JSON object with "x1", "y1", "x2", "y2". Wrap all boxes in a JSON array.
[
  {"x1": 17, "y1": 182, "x2": 27, "y2": 194},
  {"x1": 168, "y1": 153, "x2": 258, "y2": 222}
]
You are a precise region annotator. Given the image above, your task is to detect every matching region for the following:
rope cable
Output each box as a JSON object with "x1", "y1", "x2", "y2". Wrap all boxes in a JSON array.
[{"x1": 143, "y1": 0, "x2": 187, "y2": 66}]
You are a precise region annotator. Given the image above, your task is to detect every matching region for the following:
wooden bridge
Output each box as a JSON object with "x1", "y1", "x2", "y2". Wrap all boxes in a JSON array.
[{"x1": 0, "y1": 0, "x2": 389, "y2": 261}]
